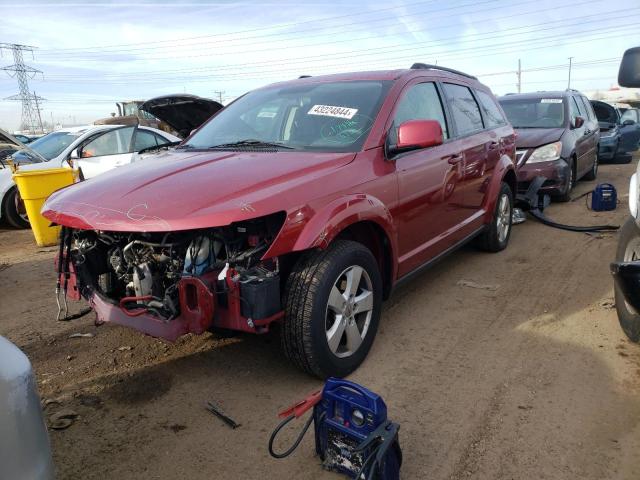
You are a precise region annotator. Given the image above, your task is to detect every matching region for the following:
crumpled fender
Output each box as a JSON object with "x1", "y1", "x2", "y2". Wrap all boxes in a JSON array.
[
  {"x1": 264, "y1": 193, "x2": 397, "y2": 261},
  {"x1": 482, "y1": 154, "x2": 516, "y2": 224}
]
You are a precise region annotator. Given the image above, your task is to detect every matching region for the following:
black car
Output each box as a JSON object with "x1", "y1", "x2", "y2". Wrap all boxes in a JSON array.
[
  {"x1": 590, "y1": 100, "x2": 640, "y2": 163},
  {"x1": 499, "y1": 90, "x2": 599, "y2": 201}
]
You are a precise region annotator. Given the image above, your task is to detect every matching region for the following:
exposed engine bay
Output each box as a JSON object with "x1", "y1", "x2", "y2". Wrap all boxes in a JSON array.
[{"x1": 60, "y1": 212, "x2": 285, "y2": 331}]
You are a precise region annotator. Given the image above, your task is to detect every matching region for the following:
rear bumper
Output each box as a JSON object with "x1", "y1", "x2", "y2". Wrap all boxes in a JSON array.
[
  {"x1": 611, "y1": 261, "x2": 640, "y2": 312},
  {"x1": 516, "y1": 158, "x2": 569, "y2": 195}
]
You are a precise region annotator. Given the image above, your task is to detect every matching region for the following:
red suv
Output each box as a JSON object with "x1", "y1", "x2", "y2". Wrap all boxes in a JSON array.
[{"x1": 43, "y1": 64, "x2": 516, "y2": 378}]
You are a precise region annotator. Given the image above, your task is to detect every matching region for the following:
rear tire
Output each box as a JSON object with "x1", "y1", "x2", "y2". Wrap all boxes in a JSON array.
[
  {"x1": 2, "y1": 187, "x2": 29, "y2": 229},
  {"x1": 614, "y1": 217, "x2": 640, "y2": 342},
  {"x1": 477, "y1": 182, "x2": 513, "y2": 253},
  {"x1": 281, "y1": 240, "x2": 382, "y2": 378}
]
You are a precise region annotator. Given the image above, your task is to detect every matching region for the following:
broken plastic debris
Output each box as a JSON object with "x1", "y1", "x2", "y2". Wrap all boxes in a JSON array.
[
  {"x1": 456, "y1": 279, "x2": 500, "y2": 291},
  {"x1": 49, "y1": 409, "x2": 78, "y2": 430},
  {"x1": 68, "y1": 333, "x2": 94, "y2": 339}
]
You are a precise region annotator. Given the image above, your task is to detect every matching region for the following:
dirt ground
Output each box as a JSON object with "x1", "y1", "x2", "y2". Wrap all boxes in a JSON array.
[{"x1": 1, "y1": 155, "x2": 640, "y2": 480}]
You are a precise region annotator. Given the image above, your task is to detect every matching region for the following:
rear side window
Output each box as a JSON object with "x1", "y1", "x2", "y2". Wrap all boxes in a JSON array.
[
  {"x1": 475, "y1": 90, "x2": 506, "y2": 128},
  {"x1": 443, "y1": 83, "x2": 483, "y2": 135},
  {"x1": 393, "y1": 82, "x2": 449, "y2": 139}
]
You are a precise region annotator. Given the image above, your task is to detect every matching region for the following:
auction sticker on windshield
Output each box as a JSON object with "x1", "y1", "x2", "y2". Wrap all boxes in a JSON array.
[
  {"x1": 308, "y1": 105, "x2": 358, "y2": 119},
  {"x1": 540, "y1": 99, "x2": 563, "y2": 103}
]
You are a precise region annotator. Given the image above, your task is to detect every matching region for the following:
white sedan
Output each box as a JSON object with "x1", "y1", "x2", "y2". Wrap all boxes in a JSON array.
[{"x1": 0, "y1": 124, "x2": 180, "y2": 228}]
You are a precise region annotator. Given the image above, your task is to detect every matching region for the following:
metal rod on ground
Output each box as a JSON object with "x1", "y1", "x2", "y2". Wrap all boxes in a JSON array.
[{"x1": 205, "y1": 401, "x2": 240, "y2": 429}]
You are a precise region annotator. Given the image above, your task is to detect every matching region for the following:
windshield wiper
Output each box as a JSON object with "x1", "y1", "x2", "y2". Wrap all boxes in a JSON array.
[{"x1": 208, "y1": 139, "x2": 295, "y2": 150}]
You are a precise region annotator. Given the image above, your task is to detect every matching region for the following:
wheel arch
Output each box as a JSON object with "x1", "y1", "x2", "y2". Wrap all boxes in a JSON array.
[
  {"x1": 482, "y1": 155, "x2": 517, "y2": 224},
  {"x1": 264, "y1": 194, "x2": 398, "y2": 298}
]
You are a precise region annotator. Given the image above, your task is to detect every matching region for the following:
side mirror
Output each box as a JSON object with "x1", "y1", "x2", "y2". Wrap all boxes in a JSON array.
[
  {"x1": 618, "y1": 47, "x2": 640, "y2": 88},
  {"x1": 623, "y1": 119, "x2": 636, "y2": 126},
  {"x1": 572, "y1": 116, "x2": 585, "y2": 129},
  {"x1": 69, "y1": 148, "x2": 80, "y2": 159},
  {"x1": 388, "y1": 120, "x2": 443, "y2": 158}
]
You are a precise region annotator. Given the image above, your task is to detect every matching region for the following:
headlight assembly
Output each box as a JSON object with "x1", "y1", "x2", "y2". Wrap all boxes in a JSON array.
[{"x1": 527, "y1": 141, "x2": 562, "y2": 163}]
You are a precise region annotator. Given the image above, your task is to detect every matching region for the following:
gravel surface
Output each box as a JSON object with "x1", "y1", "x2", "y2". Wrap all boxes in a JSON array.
[{"x1": 1, "y1": 156, "x2": 639, "y2": 479}]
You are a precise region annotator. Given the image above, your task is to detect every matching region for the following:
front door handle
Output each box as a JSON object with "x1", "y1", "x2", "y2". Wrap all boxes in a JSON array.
[{"x1": 445, "y1": 153, "x2": 464, "y2": 165}]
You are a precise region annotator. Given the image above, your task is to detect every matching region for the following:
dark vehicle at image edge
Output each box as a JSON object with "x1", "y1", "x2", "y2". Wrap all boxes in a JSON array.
[
  {"x1": 42, "y1": 63, "x2": 517, "y2": 378},
  {"x1": 499, "y1": 90, "x2": 599, "y2": 202},
  {"x1": 590, "y1": 100, "x2": 640, "y2": 163}
]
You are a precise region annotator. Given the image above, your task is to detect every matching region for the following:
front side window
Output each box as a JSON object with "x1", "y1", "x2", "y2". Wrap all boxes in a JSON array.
[
  {"x1": 133, "y1": 130, "x2": 159, "y2": 151},
  {"x1": 499, "y1": 97, "x2": 565, "y2": 128},
  {"x1": 475, "y1": 90, "x2": 506, "y2": 128},
  {"x1": 570, "y1": 97, "x2": 585, "y2": 120},
  {"x1": 579, "y1": 96, "x2": 596, "y2": 121},
  {"x1": 621, "y1": 109, "x2": 639, "y2": 123},
  {"x1": 184, "y1": 80, "x2": 392, "y2": 152},
  {"x1": 81, "y1": 127, "x2": 134, "y2": 157},
  {"x1": 443, "y1": 83, "x2": 483, "y2": 135},
  {"x1": 392, "y1": 82, "x2": 448, "y2": 139}
]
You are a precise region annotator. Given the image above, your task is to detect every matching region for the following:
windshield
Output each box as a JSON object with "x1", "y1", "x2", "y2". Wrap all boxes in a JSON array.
[
  {"x1": 26, "y1": 131, "x2": 82, "y2": 159},
  {"x1": 185, "y1": 80, "x2": 392, "y2": 152},
  {"x1": 499, "y1": 98, "x2": 565, "y2": 128}
]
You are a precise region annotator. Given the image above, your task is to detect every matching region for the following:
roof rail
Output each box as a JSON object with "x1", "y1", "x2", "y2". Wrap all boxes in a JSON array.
[
  {"x1": 565, "y1": 88, "x2": 579, "y2": 92},
  {"x1": 410, "y1": 63, "x2": 478, "y2": 80}
]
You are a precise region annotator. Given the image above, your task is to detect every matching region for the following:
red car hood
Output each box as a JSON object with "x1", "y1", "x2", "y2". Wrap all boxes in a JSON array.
[{"x1": 42, "y1": 149, "x2": 355, "y2": 232}]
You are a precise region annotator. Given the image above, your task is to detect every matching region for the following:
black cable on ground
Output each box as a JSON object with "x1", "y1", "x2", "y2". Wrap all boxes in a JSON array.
[
  {"x1": 268, "y1": 413, "x2": 315, "y2": 459},
  {"x1": 528, "y1": 209, "x2": 619, "y2": 232},
  {"x1": 58, "y1": 307, "x2": 93, "y2": 322}
]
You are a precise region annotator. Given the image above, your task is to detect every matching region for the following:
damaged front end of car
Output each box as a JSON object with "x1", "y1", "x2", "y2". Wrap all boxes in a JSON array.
[{"x1": 57, "y1": 212, "x2": 286, "y2": 341}]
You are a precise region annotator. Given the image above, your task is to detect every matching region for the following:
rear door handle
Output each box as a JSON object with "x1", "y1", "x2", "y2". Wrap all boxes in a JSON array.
[{"x1": 445, "y1": 153, "x2": 464, "y2": 165}]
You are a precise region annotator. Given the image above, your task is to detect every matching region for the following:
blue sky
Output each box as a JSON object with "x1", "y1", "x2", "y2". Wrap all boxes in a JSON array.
[{"x1": 0, "y1": 0, "x2": 638, "y2": 131}]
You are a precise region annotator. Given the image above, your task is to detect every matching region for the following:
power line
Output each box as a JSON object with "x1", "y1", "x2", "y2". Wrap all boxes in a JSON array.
[
  {"x1": 42, "y1": 5, "x2": 626, "y2": 79},
  {"x1": 34, "y1": 25, "x2": 637, "y2": 85},
  {"x1": 39, "y1": 0, "x2": 506, "y2": 57},
  {"x1": 39, "y1": 0, "x2": 605, "y2": 62}
]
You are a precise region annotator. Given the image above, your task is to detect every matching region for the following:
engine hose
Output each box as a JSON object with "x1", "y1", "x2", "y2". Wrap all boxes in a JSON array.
[
  {"x1": 268, "y1": 413, "x2": 316, "y2": 459},
  {"x1": 528, "y1": 208, "x2": 619, "y2": 232}
]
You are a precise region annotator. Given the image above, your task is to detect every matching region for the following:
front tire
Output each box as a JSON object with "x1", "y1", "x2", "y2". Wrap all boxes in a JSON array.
[
  {"x1": 2, "y1": 187, "x2": 29, "y2": 229},
  {"x1": 583, "y1": 152, "x2": 598, "y2": 181},
  {"x1": 555, "y1": 158, "x2": 575, "y2": 203},
  {"x1": 477, "y1": 182, "x2": 513, "y2": 252},
  {"x1": 614, "y1": 217, "x2": 640, "y2": 342},
  {"x1": 281, "y1": 240, "x2": 382, "y2": 378}
]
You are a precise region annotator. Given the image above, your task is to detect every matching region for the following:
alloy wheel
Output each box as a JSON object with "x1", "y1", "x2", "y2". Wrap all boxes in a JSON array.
[
  {"x1": 496, "y1": 193, "x2": 511, "y2": 243},
  {"x1": 325, "y1": 265, "x2": 374, "y2": 358}
]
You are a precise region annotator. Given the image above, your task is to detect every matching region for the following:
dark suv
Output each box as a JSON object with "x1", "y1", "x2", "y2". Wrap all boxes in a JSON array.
[
  {"x1": 499, "y1": 90, "x2": 599, "y2": 201},
  {"x1": 43, "y1": 64, "x2": 516, "y2": 378}
]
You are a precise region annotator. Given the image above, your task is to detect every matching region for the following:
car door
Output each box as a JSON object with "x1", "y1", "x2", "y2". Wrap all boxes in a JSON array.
[
  {"x1": 620, "y1": 109, "x2": 640, "y2": 153},
  {"x1": 441, "y1": 82, "x2": 488, "y2": 212},
  {"x1": 76, "y1": 126, "x2": 135, "y2": 179},
  {"x1": 392, "y1": 81, "x2": 464, "y2": 275},
  {"x1": 578, "y1": 95, "x2": 599, "y2": 166},
  {"x1": 568, "y1": 96, "x2": 590, "y2": 176}
]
